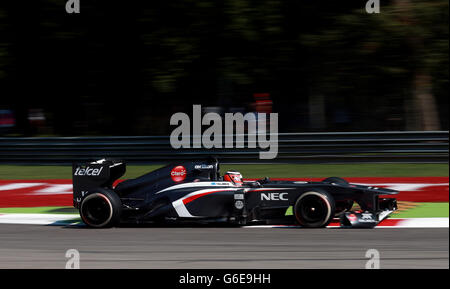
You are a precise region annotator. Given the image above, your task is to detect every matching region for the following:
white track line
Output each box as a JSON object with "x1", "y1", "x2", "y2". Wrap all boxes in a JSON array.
[
  {"x1": 0, "y1": 183, "x2": 45, "y2": 191},
  {"x1": 0, "y1": 214, "x2": 79, "y2": 225},
  {"x1": 244, "y1": 218, "x2": 449, "y2": 229},
  {"x1": 0, "y1": 214, "x2": 447, "y2": 228},
  {"x1": 394, "y1": 218, "x2": 449, "y2": 228}
]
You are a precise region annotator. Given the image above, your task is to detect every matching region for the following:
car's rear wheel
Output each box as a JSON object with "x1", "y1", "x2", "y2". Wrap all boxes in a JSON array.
[
  {"x1": 80, "y1": 188, "x2": 122, "y2": 228},
  {"x1": 294, "y1": 190, "x2": 335, "y2": 228}
]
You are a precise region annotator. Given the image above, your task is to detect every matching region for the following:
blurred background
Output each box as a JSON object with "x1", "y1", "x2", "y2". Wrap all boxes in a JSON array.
[
  {"x1": 0, "y1": 2, "x2": 447, "y2": 270},
  {"x1": 0, "y1": 0, "x2": 448, "y2": 137}
]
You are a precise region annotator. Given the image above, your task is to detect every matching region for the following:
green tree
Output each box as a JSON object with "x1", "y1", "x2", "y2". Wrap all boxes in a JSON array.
[{"x1": 302, "y1": 0, "x2": 448, "y2": 130}]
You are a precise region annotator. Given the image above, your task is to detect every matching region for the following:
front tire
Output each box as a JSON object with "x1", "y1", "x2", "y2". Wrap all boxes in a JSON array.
[
  {"x1": 322, "y1": 177, "x2": 348, "y2": 185},
  {"x1": 322, "y1": 177, "x2": 352, "y2": 215},
  {"x1": 294, "y1": 190, "x2": 335, "y2": 228},
  {"x1": 80, "y1": 188, "x2": 122, "y2": 228}
]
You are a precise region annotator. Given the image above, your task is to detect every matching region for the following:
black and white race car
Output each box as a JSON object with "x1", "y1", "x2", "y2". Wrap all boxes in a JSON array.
[{"x1": 72, "y1": 157, "x2": 398, "y2": 228}]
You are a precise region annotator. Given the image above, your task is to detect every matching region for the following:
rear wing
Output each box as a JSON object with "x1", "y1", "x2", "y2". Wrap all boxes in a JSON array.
[{"x1": 72, "y1": 159, "x2": 126, "y2": 208}]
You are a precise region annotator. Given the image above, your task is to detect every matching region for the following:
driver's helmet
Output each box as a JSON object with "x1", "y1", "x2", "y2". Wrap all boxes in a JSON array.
[{"x1": 223, "y1": 170, "x2": 243, "y2": 186}]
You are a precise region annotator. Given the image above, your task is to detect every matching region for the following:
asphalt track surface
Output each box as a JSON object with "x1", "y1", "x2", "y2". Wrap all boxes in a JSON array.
[{"x1": 0, "y1": 224, "x2": 447, "y2": 269}]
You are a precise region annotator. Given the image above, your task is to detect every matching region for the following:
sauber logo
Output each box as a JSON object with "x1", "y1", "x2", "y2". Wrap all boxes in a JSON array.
[
  {"x1": 261, "y1": 192, "x2": 288, "y2": 201},
  {"x1": 171, "y1": 166, "x2": 187, "y2": 182},
  {"x1": 74, "y1": 166, "x2": 103, "y2": 176},
  {"x1": 360, "y1": 213, "x2": 376, "y2": 223}
]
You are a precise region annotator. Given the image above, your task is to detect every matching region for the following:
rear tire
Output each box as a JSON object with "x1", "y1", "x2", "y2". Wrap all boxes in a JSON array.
[
  {"x1": 80, "y1": 188, "x2": 122, "y2": 228},
  {"x1": 294, "y1": 190, "x2": 335, "y2": 228}
]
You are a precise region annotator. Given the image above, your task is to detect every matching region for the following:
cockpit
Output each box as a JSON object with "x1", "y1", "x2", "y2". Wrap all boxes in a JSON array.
[{"x1": 223, "y1": 171, "x2": 243, "y2": 186}]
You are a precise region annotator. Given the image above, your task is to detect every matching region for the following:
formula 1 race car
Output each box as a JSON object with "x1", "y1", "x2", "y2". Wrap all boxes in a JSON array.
[{"x1": 72, "y1": 157, "x2": 398, "y2": 228}]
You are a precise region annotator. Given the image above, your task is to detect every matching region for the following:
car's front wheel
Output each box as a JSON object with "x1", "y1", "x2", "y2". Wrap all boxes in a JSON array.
[
  {"x1": 322, "y1": 177, "x2": 348, "y2": 185},
  {"x1": 80, "y1": 188, "x2": 122, "y2": 228},
  {"x1": 294, "y1": 190, "x2": 335, "y2": 228}
]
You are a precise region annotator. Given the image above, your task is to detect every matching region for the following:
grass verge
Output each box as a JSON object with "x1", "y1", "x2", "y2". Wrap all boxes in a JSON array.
[
  {"x1": 0, "y1": 163, "x2": 448, "y2": 179},
  {"x1": 391, "y1": 202, "x2": 449, "y2": 218},
  {"x1": 0, "y1": 206, "x2": 78, "y2": 214}
]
